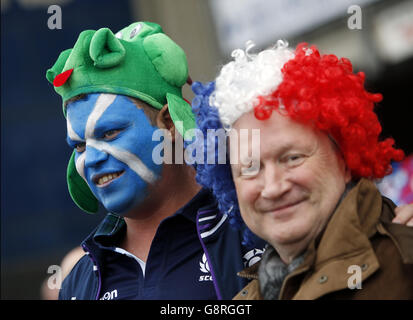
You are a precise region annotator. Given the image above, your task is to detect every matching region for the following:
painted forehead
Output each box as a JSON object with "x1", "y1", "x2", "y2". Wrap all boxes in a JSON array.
[{"x1": 66, "y1": 93, "x2": 147, "y2": 140}]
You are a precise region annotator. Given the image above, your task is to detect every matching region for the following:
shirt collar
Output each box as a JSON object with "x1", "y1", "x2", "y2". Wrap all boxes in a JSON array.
[
  {"x1": 93, "y1": 213, "x2": 126, "y2": 247},
  {"x1": 173, "y1": 187, "x2": 215, "y2": 223}
]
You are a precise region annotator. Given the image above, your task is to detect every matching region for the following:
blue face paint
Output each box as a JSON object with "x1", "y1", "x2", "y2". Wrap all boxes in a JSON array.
[{"x1": 66, "y1": 93, "x2": 162, "y2": 214}]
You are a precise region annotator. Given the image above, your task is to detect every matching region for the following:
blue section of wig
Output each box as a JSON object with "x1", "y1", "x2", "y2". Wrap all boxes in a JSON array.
[{"x1": 191, "y1": 81, "x2": 260, "y2": 247}]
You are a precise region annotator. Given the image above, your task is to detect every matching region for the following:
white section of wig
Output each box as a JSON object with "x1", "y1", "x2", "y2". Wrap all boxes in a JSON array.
[{"x1": 209, "y1": 40, "x2": 294, "y2": 128}]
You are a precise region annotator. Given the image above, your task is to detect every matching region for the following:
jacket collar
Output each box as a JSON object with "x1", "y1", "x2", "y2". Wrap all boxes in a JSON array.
[{"x1": 308, "y1": 178, "x2": 381, "y2": 264}]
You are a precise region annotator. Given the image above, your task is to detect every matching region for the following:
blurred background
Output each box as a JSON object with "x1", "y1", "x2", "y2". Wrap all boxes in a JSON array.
[{"x1": 1, "y1": 0, "x2": 412, "y2": 299}]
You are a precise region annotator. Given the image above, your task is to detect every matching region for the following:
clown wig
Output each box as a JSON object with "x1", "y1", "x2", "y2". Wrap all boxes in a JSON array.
[{"x1": 192, "y1": 41, "x2": 404, "y2": 245}]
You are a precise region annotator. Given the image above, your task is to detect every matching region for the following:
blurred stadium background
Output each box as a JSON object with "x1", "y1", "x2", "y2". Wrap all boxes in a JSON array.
[{"x1": 1, "y1": 0, "x2": 412, "y2": 299}]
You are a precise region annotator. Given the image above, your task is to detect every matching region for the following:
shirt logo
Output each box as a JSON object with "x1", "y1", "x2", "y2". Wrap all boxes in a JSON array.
[
  {"x1": 243, "y1": 248, "x2": 264, "y2": 268},
  {"x1": 199, "y1": 253, "x2": 213, "y2": 282},
  {"x1": 100, "y1": 289, "x2": 118, "y2": 300}
]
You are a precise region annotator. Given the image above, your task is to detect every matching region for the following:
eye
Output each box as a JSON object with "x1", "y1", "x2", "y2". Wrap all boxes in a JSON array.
[
  {"x1": 115, "y1": 31, "x2": 123, "y2": 39},
  {"x1": 288, "y1": 155, "x2": 301, "y2": 161},
  {"x1": 103, "y1": 129, "x2": 121, "y2": 140},
  {"x1": 75, "y1": 142, "x2": 86, "y2": 153},
  {"x1": 284, "y1": 154, "x2": 305, "y2": 167}
]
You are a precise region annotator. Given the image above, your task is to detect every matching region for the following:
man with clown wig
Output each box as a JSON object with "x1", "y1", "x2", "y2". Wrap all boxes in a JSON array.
[{"x1": 192, "y1": 41, "x2": 413, "y2": 300}]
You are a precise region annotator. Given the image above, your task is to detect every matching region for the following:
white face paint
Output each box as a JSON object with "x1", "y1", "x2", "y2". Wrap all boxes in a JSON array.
[{"x1": 66, "y1": 93, "x2": 162, "y2": 214}]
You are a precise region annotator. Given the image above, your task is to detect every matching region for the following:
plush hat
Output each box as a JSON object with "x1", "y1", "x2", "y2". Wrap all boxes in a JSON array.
[{"x1": 46, "y1": 21, "x2": 196, "y2": 213}]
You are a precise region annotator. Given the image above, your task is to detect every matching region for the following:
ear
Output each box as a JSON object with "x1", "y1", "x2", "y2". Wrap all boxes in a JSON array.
[
  {"x1": 156, "y1": 104, "x2": 176, "y2": 142},
  {"x1": 89, "y1": 28, "x2": 126, "y2": 68}
]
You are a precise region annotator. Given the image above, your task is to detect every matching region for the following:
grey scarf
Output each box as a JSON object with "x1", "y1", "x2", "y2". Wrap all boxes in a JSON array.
[{"x1": 258, "y1": 245, "x2": 305, "y2": 300}]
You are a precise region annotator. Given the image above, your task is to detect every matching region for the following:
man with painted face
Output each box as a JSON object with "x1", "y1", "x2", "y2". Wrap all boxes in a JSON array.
[
  {"x1": 46, "y1": 22, "x2": 265, "y2": 300},
  {"x1": 193, "y1": 42, "x2": 413, "y2": 299}
]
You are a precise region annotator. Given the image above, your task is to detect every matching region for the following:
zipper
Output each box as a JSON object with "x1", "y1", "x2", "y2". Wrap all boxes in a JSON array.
[
  {"x1": 237, "y1": 271, "x2": 259, "y2": 280},
  {"x1": 196, "y1": 210, "x2": 222, "y2": 300},
  {"x1": 82, "y1": 243, "x2": 102, "y2": 300}
]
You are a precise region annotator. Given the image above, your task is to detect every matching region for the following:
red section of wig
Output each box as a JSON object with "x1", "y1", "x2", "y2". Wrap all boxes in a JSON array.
[{"x1": 254, "y1": 43, "x2": 404, "y2": 178}]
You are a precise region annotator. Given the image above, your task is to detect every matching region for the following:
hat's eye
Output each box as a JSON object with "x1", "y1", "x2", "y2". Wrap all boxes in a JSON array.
[
  {"x1": 129, "y1": 24, "x2": 142, "y2": 39},
  {"x1": 115, "y1": 31, "x2": 122, "y2": 39}
]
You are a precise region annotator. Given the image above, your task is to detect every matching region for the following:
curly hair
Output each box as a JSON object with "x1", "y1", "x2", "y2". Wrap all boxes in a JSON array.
[
  {"x1": 254, "y1": 43, "x2": 404, "y2": 178},
  {"x1": 192, "y1": 81, "x2": 259, "y2": 246}
]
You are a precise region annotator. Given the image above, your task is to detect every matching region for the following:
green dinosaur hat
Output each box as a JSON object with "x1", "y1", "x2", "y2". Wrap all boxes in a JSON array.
[{"x1": 46, "y1": 21, "x2": 196, "y2": 214}]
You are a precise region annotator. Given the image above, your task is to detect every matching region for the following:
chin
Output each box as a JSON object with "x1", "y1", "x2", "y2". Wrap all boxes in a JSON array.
[
  {"x1": 103, "y1": 200, "x2": 133, "y2": 215},
  {"x1": 265, "y1": 222, "x2": 311, "y2": 247},
  {"x1": 100, "y1": 191, "x2": 136, "y2": 214},
  {"x1": 99, "y1": 181, "x2": 149, "y2": 213},
  {"x1": 104, "y1": 191, "x2": 150, "y2": 215}
]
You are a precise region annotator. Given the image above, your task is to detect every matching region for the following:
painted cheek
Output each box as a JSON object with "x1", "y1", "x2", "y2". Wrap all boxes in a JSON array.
[
  {"x1": 93, "y1": 162, "x2": 149, "y2": 214},
  {"x1": 116, "y1": 171, "x2": 149, "y2": 212},
  {"x1": 84, "y1": 145, "x2": 109, "y2": 168},
  {"x1": 66, "y1": 97, "x2": 101, "y2": 182},
  {"x1": 97, "y1": 98, "x2": 159, "y2": 163},
  {"x1": 133, "y1": 126, "x2": 161, "y2": 173},
  {"x1": 74, "y1": 151, "x2": 86, "y2": 181},
  {"x1": 111, "y1": 121, "x2": 162, "y2": 177}
]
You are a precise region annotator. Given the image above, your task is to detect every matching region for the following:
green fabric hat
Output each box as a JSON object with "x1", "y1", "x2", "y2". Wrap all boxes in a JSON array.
[{"x1": 46, "y1": 22, "x2": 196, "y2": 213}]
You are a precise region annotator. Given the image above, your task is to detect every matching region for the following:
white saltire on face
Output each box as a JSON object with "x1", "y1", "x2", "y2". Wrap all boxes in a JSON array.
[{"x1": 66, "y1": 93, "x2": 162, "y2": 214}]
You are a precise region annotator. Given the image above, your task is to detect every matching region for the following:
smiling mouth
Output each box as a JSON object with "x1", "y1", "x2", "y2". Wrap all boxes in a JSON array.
[
  {"x1": 263, "y1": 199, "x2": 305, "y2": 216},
  {"x1": 94, "y1": 170, "x2": 125, "y2": 187}
]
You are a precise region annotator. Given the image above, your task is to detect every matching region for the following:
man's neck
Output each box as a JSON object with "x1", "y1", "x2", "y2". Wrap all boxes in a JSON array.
[
  {"x1": 120, "y1": 163, "x2": 201, "y2": 262},
  {"x1": 274, "y1": 242, "x2": 308, "y2": 265},
  {"x1": 273, "y1": 222, "x2": 326, "y2": 265}
]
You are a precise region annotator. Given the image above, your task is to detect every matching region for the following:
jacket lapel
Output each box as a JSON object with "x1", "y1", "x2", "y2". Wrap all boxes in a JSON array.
[{"x1": 291, "y1": 179, "x2": 382, "y2": 299}]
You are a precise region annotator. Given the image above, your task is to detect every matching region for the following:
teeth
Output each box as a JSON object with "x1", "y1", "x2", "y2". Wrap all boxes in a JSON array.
[{"x1": 97, "y1": 172, "x2": 120, "y2": 185}]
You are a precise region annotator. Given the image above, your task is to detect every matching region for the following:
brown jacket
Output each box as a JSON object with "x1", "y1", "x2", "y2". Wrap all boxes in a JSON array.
[{"x1": 234, "y1": 179, "x2": 413, "y2": 300}]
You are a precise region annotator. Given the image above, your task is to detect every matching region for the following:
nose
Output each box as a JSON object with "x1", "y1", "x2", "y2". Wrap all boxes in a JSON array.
[
  {"x1": 260, "y1": 164, "x2": 291, "y2": 199},
  {"x1": 84, "y1": 145, "x2": 109, "y2": 168}
]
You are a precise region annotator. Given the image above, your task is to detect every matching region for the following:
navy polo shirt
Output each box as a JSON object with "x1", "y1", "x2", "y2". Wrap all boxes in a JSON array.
[{"x1": 92, "y1": 189, "x2": 217, "y2": 300}]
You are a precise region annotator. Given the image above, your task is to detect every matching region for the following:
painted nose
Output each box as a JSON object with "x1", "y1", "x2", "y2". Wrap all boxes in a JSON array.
[
  {"x1": 261, "y1": 165, "x2": 291, "y2": 199},
  {"x1": 84, "y1": 145, "x2": 109, "y2": 168}
]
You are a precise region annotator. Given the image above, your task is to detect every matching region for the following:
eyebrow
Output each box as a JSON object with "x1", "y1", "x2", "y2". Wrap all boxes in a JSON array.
[
  {"x1": 254, "y1": 141, "x2": 297, "y2": 161},
  {"x1": 93, "y1": 117, "x2": 130, "y2": 137}
]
